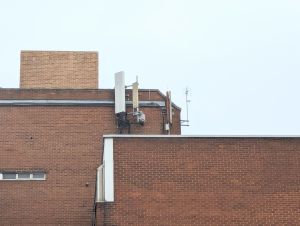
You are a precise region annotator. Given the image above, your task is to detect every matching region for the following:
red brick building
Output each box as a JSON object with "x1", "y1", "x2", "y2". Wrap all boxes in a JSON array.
[
  {"x1": 99, "y1": 135, "x2": 300, "y2": 226},
  {"x1": 0, "y1": 51, "x2": 299, "y2": 226}
]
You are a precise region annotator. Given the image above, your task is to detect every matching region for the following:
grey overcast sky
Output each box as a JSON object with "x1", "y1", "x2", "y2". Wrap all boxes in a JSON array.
[{"x1": 0, "y1": 0, "x2": 299, "y2": 135}]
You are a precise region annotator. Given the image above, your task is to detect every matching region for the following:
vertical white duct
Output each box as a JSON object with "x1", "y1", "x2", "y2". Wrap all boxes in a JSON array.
[
  {"x1": 96, "y1": 138, "x2": 114, "y2": 202},
  {"x1": 96, "y1": 165, "x2": 104, "y2": 202},
  {"x1": 103, "y1": 138, "x2": 114, "y2": 202},
  {"x1": 114, "y1": 72, "x2": 126, "y2": 114}
]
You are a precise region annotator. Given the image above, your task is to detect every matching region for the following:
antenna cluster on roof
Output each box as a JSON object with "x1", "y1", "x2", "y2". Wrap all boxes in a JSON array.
[{"x1": 114, "y1": 72, "x2": 145, "y2": 134}]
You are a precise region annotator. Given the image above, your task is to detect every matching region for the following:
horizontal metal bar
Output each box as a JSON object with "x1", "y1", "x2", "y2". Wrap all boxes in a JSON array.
[{"x1": 0, "y1": 100, "x2": 165, "y2": 107}]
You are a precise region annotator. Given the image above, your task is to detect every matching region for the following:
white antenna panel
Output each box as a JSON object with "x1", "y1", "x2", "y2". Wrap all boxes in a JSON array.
[
  {"x1": 115, "y1": 71, "x2": 126, "y2": 114},
  {"x1": 132, "y1": 81, "x2": 139, "y2": 110}
]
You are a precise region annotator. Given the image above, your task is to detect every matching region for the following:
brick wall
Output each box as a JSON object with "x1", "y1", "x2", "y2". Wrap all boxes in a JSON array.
[
  {"x1": 0, "y1": 106, "x2": 113, "y2": 225},
  {"x1": 20, "y1": 51, "x2": 98, "y2": 89},
  {"x1": 98, "y1": 137, "x2": 300, "y2": 226},
  {"x1": 0, "y1": 97, "x2": 180, "y2": 225},
  {"x1": 0, "y1": 89, "x2": 182, "y2": 135},
  {"x1": 0, "y1": 89, "x2": 164, "y2": 101}
]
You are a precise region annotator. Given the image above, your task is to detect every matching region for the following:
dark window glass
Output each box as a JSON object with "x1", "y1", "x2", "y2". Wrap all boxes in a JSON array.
[
  {"x1": 32, "y1": 172, "x2": 45, "y2": 179},
  {"x1": 18, "y1": 173, "x2": 31, "y2": 179},
  {"x1": 3, "y1": 173, "x2": 16, "y2": 179}
]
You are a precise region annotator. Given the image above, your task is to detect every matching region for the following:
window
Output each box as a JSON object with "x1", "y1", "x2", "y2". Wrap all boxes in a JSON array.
[
  {"x1": 3, "y1": 173, "x2": 16, "y2": 180},
  {"x1": 0, "y1": 172, "x2": 46, "y2": 181},
  {"x1": 18, "y1": 173, "x2": 31, "y2": 179},
  {"x1": 32, "y1": 172, "x2": 45, "y2": 179}
]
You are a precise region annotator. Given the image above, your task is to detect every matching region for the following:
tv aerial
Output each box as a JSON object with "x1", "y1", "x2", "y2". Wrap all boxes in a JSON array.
[{"x1": 181, "y1": 87, "x2": 191, "y2": 127}]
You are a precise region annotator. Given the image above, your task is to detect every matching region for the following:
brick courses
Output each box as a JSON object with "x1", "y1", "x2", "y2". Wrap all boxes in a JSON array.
[
  {"x1": 0, "y1": 89, "x2": 168, "y2": 102},
  {"x1": 20, "y1": 51, "x2": 98, "y2": 89},
  {"x1": 98, "y1": 137, "x2": 300, "y2": 226},
  {"x1": 1, "y1": 50, "x2": 299, "y2": 226},
  {"x1": 0, "y1": 89, "x2": 181, "y2": 225}
]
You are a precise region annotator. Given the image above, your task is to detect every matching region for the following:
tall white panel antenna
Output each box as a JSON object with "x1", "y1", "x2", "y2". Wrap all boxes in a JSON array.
[
  {"x1": 132, "y1": 81, "x2": 139, "y2": 111},
  {"x1": 114, "y1": 72, "x2": 126, "y2": 114}
]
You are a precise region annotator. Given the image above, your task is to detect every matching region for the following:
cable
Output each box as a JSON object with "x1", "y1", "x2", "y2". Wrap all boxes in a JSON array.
[{"x1": 91, "y1": 173, "x2": 98, "y2": 226}]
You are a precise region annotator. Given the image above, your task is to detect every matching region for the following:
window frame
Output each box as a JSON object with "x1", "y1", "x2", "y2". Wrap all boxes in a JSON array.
[{"x1": 0, "y1": 172, "x2": 46, "y2": 181}]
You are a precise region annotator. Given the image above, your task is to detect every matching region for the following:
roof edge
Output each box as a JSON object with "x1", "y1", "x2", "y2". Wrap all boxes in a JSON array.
[
  {"x1": 21, "y1": 50, "x2": 98, "y2": 53},
  {"x1": 103, "y1": 134, "x2": 300, "y2": 138}
]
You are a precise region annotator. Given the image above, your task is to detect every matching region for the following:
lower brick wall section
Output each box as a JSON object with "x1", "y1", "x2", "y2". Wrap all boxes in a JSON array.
[
  {"x1": 97, "y1": 137, "x2": 300, "y2": 226},
  {"x1": 0, "y1": 105, "x2": 179, "y2": 226},
  {"x1": 0, "y1": 106, "x2": 115, "y2": 226}
]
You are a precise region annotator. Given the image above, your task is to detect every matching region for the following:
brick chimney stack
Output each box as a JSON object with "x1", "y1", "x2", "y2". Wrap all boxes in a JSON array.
[{"x1": 20, "y1": 51, "x2": 98, "y2": 89}]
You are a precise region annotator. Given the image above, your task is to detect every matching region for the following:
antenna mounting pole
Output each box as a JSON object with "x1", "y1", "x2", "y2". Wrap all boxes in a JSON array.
[{"x1": 181, "y1": 87, "x2": 190, "y2": 127}]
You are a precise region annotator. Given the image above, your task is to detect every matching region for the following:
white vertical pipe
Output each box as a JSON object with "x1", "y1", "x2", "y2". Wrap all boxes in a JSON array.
[{"x1": 103, "y1": 138, "x2": 114, "y2": 202}]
